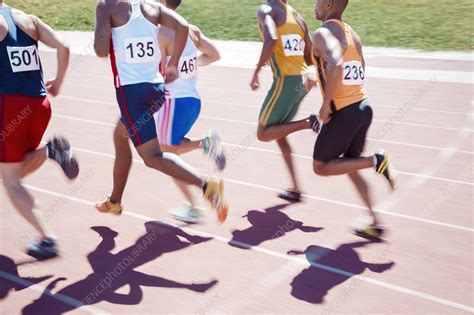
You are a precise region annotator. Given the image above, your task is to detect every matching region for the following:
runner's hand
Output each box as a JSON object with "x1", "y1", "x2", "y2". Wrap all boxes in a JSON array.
[
  {"x1": 303, "y1": 78, "x2": 318, "y2": 92},
  {"x1": 250, "y1": 72, "x2": 260, "y2": 91},
  {"x1": 164, "y1": 65, "x2": 179, "y2": 84},
  {"x1": 303, "y1": 66, "x2": 318, "y2": 91},
  {"x1": 46, "y1": 78, "x2": 63, "y2": 97},
  {"x1": 319, "y1": 105, "x2": 332, "y2": 124}
]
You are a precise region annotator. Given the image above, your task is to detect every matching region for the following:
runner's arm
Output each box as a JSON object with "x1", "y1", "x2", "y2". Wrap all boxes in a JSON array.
[
  {"x1": 312, "y1": 27, "x2": 343, "y2": 120},
  {"x1": 94, "y1": 1, "x2": 112, "y2": 58},
  {"x1": 191, "y1": 25, "x2": 220, "y2": 67},
  {"x1": 34, "y1": 16, "x2": 70, "y2": 96},
  {"x1": 352, "y1": 29, "x2": 365, "y2": 70},
  {"x1": 255, "y1": 5, "x2": 278, "y2": 73},
  {"x1": 157, "y1": 27, "x2": 171, "y2": 74},
  {"x1": 157, "y1": 5, "x2": 189, "y2": 69},
  {"x1": 294, "y1": 11, "x2": 313, "y2": 67}
]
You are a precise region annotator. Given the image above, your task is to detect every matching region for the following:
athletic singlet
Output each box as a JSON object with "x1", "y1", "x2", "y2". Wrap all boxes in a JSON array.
[
  {"x1": 110, "y1": 0, "x2": 162, "y2": 88},
  {"x1": 165, "y1": 35, "x2": 199, "y2": 99},
  {"x1": 258, "y1": 2, "x2": 307, "y2": 78},
  {"x1": 313, "y1": 19, "x2": 367, "y2": 112},
  {"x1": 0, "y1": 6, "x2": 45, "y2": 96}
]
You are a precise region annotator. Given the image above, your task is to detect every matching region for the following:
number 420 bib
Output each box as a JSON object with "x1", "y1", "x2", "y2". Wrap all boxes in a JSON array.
[{"x1": 281, "y1": 34, "x2": 305, "y2": 57}]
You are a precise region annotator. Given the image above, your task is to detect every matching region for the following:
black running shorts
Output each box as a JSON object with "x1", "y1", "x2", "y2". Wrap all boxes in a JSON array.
[{"x1": 313, "y1": 99, "x2": 373, "y2": 162}]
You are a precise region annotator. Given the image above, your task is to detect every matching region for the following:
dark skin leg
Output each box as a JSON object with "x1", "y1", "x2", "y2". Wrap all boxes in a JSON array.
[
  {"x1": 313, "y1": 157, "x2": 373, "y2": 176},
  {"x1": 276, "y1": 137, "x2": 300, "y2": 192},
  {"x1": 256, "y1": 118, "x2": 312, "y2": 142},
  {"x1": 110, "y1": 121, "x2": 133, "y2": 203},
  {"x1": 348, "y1": 171, "x2": 379, "y2": 225},
  {"x1": 136, "y1": 139, "x2": 204, "y2": 187},
  {"x1": 313, "y1": 159, "x2": 379, "y2": 225}
]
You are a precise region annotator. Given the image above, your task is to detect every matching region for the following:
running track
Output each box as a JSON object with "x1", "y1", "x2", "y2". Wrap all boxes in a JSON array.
[{"x1": 0, "y1": 51, "x2": 473, "y2": 314}]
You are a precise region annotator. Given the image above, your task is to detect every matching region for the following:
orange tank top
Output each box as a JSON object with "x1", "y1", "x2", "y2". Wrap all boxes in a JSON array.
[{"x1": 313, "y1": 19, "x2": 367, "y2": 112}]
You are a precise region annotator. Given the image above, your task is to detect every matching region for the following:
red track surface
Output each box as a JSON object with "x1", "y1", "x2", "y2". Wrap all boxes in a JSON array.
[{"x1": 1, "y1": 52, "x2": 473, "y2": 314}]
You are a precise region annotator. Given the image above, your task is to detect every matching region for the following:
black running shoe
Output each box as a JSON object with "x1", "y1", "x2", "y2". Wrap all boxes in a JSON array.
[
  {"x1": 27, "y1": 237, "x2": 58, "y2": 260},
  {"x1": 374, "y1": 149, "x2": 399, "y2": 190},
  {"x1": 309, "y1": 114, "x2": 321, "y2": 133},
  {"x1": 47, "y1": 136, "x2": 79, "y2": 179},
  {"x1": 355, "y1": 225, "x2": 385, "y2": 240},
  {"x1": 278, "y1": 189, "x2": 302, "y2": 202}
]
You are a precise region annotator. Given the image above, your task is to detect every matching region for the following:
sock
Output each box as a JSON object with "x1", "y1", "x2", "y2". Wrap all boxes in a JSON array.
[{"x1": 372, "y1": 154, "x2": 378, "y2": 169}]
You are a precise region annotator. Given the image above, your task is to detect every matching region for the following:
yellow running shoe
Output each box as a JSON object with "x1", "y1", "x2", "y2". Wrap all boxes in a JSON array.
[
  {"x1": 95, "y1": 197, "x2": 123, "y2": 215},
  {"x1": 203, "y1": 178, "x2": 228, "y2": 223}
]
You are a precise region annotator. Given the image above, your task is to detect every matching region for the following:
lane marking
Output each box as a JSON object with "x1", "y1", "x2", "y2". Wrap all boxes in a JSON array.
[
  {"x1": 36, "y1": 143, "x2": 474, "y2": 232},
  {"x1": 0, "y1": 271, "x2": 108, "y2": 314},
  {"x1": 50, "y1": 113, "x2": 474, "y2": 185},
  {"x1": 203, "y1": 98, "x2": 473, "y2": 116},
  {"x1": 55, "y1": 96, "x2": 474, "y2": 155},
  {"x1": 55, "y1": 92, "x2": 474, "y2": 133},
  {"x1": 20, "y1": 186, "x2": 474, "y2": 313},
  {"x1": 60, "y1": 83, "x2": 474, "y2": 118}
]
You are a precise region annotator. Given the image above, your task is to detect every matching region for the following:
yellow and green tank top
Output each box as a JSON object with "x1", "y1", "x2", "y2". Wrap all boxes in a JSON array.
[{"x1": 259, "y1": 2, "x2": 307, "y2": 78}]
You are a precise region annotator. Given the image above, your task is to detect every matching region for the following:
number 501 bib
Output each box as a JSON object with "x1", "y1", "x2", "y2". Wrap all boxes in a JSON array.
[{"x1": 7, "y1": 45, "x2": 41, "y2": 73}]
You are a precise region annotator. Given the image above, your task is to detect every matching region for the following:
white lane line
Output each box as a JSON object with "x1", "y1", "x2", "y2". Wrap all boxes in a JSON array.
[
  {"x1": 55, "y1": 96, "x2": 474, "y2": 155},
  {"x1": 57, "y1": 93, "x2": 474, "y2": 132},
  {"x1": 19, "y1": 186, "x2": 474, "y2": 313},
  {"x1": 365, "y1": 138, "x2": 473, "y2": 155},
  {"x1": 204, "y1": 98, "x2": 473, "y2": 116},
  {"x1": 61, "y1": 82, "x2": 474, "y2": 117},
  {"x1": 0, "y1": 271, "x2": 108, "y2": 315},
  {"x1": 219, "y1": 143, "x2": 473, "y2": 186},
  {"x1": 50, "y1": 113, "x2": 474, "y2": 186},
  {"x1": 199, "y1": 115, "x2": 474, "y2": 133},
  {"x1": 367, "y1": 67, "x2": 473, "y2": 85},
  {"x1": 55, "y1": 93, "x2": 474, "y2": 134},
  {"x1": 53, "y1": 114, "x2": 115, "y2": 127},
  {"x1": 223, "y1": 177, "x2": 473, "y2": 232},
  {"x1": 39, "y1": 142, "x2": 474, "y2": 232}
]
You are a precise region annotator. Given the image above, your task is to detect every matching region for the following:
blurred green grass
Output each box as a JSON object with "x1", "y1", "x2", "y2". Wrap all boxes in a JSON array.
[{"x1": 7, "y1": 0, "x2": 474, "y2": 51}]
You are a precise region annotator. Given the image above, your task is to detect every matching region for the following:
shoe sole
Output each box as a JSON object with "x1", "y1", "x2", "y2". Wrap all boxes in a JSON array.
[
  {"x1": 27, "y1": 249, "x2": 58, "y2": 260},
  {"x1": 95, "y1": 204, "x2": 122, "y2": 215},
  {"x1": 277, "y1": 193, "x2": 302, "y2": 203},
  {"x1": 209, "y1": 132, "x2": 227, "y2": 171},
  {"x1": 216, "y1": 180, "x2": 228, "y2": 223},
  {"x1": 52, "y1": 137, "x2": 80, "y2": 180},
  {"x1": 354, "y1": 227, "x2": 385, "y2": 240},
  {"x1": 64, "y1": 155, "x2": 80, "y2": 179},
  {"x1": 170, "y1": 208, "x2": 201, "y2": 224}
]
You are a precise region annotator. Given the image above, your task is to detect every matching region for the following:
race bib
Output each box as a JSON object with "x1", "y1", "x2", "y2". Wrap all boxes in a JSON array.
[
  {"x1": 7, "y1": 45, "x2": 41, "y2": 73},
  {"x1": 124, "y1": 37, "x2": 157, "y2": 64},
  {"x1": 281, "y1": 34, "x2": 305, "y2": 57},
  {"x1": 179, "y1": 55, "x2": 198, "y2": 79},
  {"x1": 342, "y1": 60, "x2": 365, "y2": 85}
]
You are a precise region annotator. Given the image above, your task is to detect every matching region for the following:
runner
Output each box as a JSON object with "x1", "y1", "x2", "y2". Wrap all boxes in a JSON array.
[
  {"x1": 0, "y1": 1, "x2": 79, "y2": 259},
  {"x1": 156, "y1": 0, "x2": 225, "y2": 223},
  {"x1": 93, "y1": 0, "x2": 228, "y2": 222},
  {"x1": 311, "y1": 0, "x2": 399, "y2": 238},
  {"x1": 252, "y1": 0, "x2": 320, "y2": 202}
]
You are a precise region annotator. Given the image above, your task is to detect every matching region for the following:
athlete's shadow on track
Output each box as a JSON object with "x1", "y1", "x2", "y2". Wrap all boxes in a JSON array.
[
  {"x1": 229, "y1": 203, "x2": 323, "y2": 249},
  {"x1": 22, "y1": 222, "x2": 217, "y2": 315},
  {"x1": 0, "y1": 255, "x2": 52, "y2": 301},
  {"x1": 289, "y1": 240, "x2": 395, "y2": 305}
]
